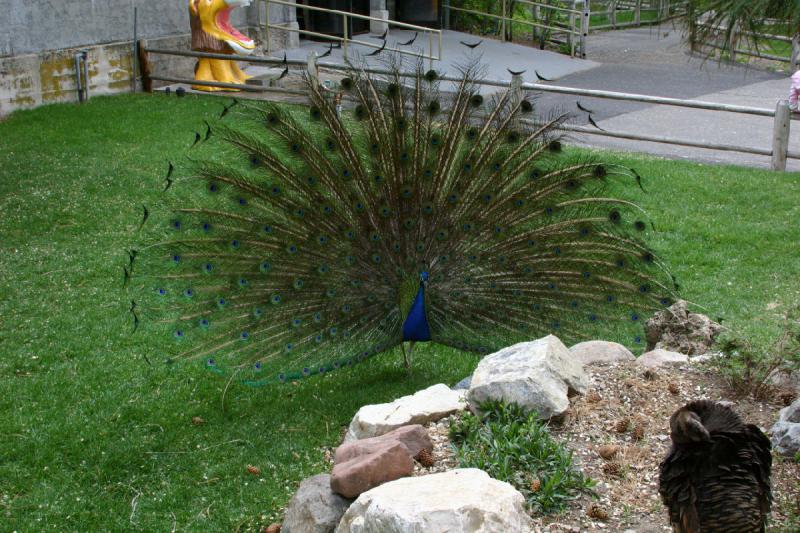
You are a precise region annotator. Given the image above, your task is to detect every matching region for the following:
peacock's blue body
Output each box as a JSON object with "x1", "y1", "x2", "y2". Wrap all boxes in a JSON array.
[
  {"x1": 402, "y1": 273, "x2": 432, "y2": 343},
  {"x1": 128, "y1": 56, "x2": 676, "y2": 385}
]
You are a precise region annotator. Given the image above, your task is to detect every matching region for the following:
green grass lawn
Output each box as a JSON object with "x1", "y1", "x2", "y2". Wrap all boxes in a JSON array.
[{"x1": 1, "y1": 93, "x2": 799, "y2": 531}]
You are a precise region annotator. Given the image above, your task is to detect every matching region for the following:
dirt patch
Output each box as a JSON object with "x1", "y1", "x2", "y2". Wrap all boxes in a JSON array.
[{"x1": 412, "y1": 360, "x2": 799, "y2": 532}]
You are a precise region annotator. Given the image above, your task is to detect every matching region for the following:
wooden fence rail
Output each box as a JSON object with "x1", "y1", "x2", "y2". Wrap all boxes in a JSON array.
[{"x1": 141, "y1": 47, "x2": 797, "y2": 171}]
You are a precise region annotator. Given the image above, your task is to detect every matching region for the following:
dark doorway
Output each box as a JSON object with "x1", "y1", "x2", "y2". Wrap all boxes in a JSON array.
[
  {"x1": 395, "y1": 0, "x2": 441, "y2": 28},
  {"x1": 299, "y1": 0, "x2": 370, "y2": 39}
]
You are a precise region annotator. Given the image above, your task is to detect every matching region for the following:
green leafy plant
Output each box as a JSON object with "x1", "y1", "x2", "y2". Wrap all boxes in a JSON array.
[
  {"x1": 713, "y1": 305, "x2": 800, "y2": 399},
  {"x1": 449, "y1": 400, "x2": 595, "y2": 514}
]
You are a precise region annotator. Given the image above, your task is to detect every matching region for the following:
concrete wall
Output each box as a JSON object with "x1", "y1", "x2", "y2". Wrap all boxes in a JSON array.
[{"x1": 0, "y1": 0, "x2": 298, "y2": 115}]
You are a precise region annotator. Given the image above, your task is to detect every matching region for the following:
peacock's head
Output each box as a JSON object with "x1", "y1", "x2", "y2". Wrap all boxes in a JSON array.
[
  {"x1": 189, "y1": 0, "x2": 255, "y2": 55},
  {"x1": 419, "y1": 271, "x2": 429, "y2": 285}
]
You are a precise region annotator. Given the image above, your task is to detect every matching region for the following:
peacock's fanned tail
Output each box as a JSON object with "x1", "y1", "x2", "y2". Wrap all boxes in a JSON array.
[{"x1": 129, "y1": 57, "x2": 676, "y2": 385}]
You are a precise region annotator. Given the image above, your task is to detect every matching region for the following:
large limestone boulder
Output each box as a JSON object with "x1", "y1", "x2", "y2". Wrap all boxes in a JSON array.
[
  {"x1": 771, "y1": 398, "x2": 800, "y2": 457},
  {"x1": 569, "y1": 340, "x2": 635, "y2": 365},
  {"x1": 282, "y1": 474, "x2": 352, "y2": 533},
  {"x1": 344, "y1": 384, "x2": 466, "y2": 441},
  {"x1": 335, "y1": 469, "x2": 532, "y2": 533},
  {"x1": 636, "y1": 348, "x2": 688, "y2": 368},
  {"x1": 645, "y1": 300, "x2": 723, "y2": 355},
  {"x1": 467, "y1": 335, "x2": 588, "y2": 419}
]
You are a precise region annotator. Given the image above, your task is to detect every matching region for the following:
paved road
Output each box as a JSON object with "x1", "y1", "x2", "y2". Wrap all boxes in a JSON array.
[{"x1": 258, "y1": 26, "x2": 798, "y2": 170}]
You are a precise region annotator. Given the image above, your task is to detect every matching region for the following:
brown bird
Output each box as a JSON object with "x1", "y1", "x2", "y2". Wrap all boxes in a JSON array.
[{"x1": 658, "y1": 400, "x2": 771, "y2": 533}]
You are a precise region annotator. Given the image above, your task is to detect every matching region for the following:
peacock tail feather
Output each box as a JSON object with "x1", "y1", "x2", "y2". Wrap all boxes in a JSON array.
[{"x1": 128, "y1": 57, "x2": 676, "y2": 385}]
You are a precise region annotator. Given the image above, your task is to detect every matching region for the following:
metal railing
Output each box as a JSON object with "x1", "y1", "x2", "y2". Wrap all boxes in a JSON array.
[
  {"x1": 692, "y1": 21, "x2": 799, "y2": 70},
  {"x1": 262, "y1": 0, "x2": 442, "y2": 68},
  {"x1": 138, "y1": 45, "x2": 797, "y2": 171},
  {"x1": 588, "y1": 0, "x2": 680, "y2": 31},
  {"x1": 445, "y1": 0, "x2": 589, "y2": 58}
]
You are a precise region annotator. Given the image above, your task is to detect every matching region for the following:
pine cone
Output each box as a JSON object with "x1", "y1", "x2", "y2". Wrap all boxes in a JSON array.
[
  {"x1": 586, "y1": 390, "x2": 602, "y2": 403},
  {"x1": 598, "y1": 444, "x2": 620, "y2": 460},
  {"x1": 246, "y1": 464, "x2": 261, "y2": 476},
  {"x1": 588, "y1": 503, "x2": 609, "y2": 520},
  {"x1": 642, "y1": 369, "x2": 658, "y2": 381},
  {"x1": 191, "y1": 416, "x2": 205, "y2": 425},
  {"x1": 614, "y1": 417, "x2": 630, "y2": 433},
  {"x1": 602, "y1": 461, "x2": 622, "y2": 477},
  {"x1": 530, "y1": 478, "x2": 541, "y2": 492},
  {"x1": 415, "y1": 448, "x2": 434, "y2": 468},
  {"x1": 632, "y1": 421, "x2": 646, "y2": 441},
  {"x1": 667, "y1": 382, "x2": 680, "y2": 395},
  {"x1": 778, "y1": 391, "x2": 796, "y2": 406}
]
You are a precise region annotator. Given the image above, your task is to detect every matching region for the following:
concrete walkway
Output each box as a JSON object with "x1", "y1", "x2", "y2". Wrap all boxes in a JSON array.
[
  {"x1": 572, "y1": 77, "x2": 800, "y2": 171},
  {"x1": 282, "y1": 29, "x2": 599, "y2": 88}
]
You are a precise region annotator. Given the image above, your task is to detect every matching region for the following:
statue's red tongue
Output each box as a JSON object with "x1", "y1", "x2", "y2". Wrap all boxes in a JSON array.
[{"x1": 216, "y1": 8, "x2": 249, "y2": 42}]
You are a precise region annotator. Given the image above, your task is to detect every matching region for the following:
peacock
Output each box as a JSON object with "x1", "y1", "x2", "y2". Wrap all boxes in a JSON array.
[
  {"x1": 659, "y1": 400, "x2": 772, "y2": 533},
  {"x1": 127, "y1": 56, "x2": 677, "y2": 385}
]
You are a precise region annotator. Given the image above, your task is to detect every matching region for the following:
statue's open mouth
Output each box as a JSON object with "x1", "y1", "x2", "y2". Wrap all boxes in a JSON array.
[{"x1": 216, "y1": 0, "x2": 255, "y2": 54}]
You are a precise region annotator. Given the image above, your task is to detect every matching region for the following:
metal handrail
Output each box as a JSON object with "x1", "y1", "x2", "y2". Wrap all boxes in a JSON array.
[
  {"x1": 263, "y1": 0, "x2": 443, "y2": 68},
  {"x1": 445, "y1": 0, "x2": 588, "y2": 58}
]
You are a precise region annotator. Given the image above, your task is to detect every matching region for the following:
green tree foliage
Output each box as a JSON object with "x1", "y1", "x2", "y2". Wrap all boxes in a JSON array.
[{"x1": 678, "y1": 1, "x2": 800, "y2": 55}]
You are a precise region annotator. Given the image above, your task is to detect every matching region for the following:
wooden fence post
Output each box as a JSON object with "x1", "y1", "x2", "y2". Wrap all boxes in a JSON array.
[
  {"x1": 137, "y1": 39, "x2": 152, "y2": 93},
  {"x1": 307, "y1": 51, "x2": 319, "y2": 85},
  {"x1": 568, "y1": 1, "x2": 576, "y2": 52},
  {"x1": 510, "y1": 72, "x2": 524, "y2": 112},
  {"x1": 610, "y1": 1, "x2": 617, "y2": 30},
  {"x1": 771, "y1": 100, "x2": 791, "y2": 171},
  {"x1": 792, "y1": 34, "x2": 799, "y2": 72},
  {"x1": 444, "y1": 0, "x2": 450, "y2": 30},
  {"x1": 635, "y1": 0, "x2": 641, "y2": 26},
  {"x1": 580, "y1": 0, "x2": 589, "y2": 58},
  {"x1": 501, "y1": 0, "x2": 507, "y2": 42}
]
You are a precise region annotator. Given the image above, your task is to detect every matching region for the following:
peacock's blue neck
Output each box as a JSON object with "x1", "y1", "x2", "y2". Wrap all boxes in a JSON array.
[{"x1": 402, "y1": 281, "x2": 431, "y2": 342}]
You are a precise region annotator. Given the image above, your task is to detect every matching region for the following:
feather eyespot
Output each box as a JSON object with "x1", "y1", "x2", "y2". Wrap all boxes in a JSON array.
[
  {"x1": 593, "y1": 164, "x2": 607, "y2": 178},
  {"x1": 470, "y1": 94, "x2": 484, "y2": 107},
  {"x1": 340, "y1": 77, "x2": 353, "y2": 90},
  {"x1": 520, "y1": 100, "x2": 533, "y2": 113},
  {"x1": 548, "y1": 140, "x2": 562, "y2": 153},
  {"x1": 425, "y1": 69, "x2": 438, "y2": 82}
]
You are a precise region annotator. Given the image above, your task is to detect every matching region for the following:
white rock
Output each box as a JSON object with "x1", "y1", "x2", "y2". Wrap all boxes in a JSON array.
[
  {"x1": 779, "y1": 398, "x2": 800, "y2": 423},
  {"x1": 345, "y1": 384, "x2": 467, "y2": 441},
  {"x1": 467, "y1": 335, "x2": 588, "y2": 419},
  {"x1": 283, "y1": 474, "x2": 352, "y2": 533},
  {"x1": 636, "y1": 348, "x2": 688, "y2": 368},
  {"x1": 569, "y1": 340, "x2": 635, "y2": 365},
  {"x1": 770, "y1": 421, "x2": 800, "y2": 457},
  {"x1": 335, "y1": 468, "x2": 532, "y2": 533}
]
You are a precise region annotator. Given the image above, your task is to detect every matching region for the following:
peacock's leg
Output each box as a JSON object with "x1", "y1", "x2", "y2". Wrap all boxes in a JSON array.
[{"x1": 402, "y1": 342, "x2": 416, "y2": 375}]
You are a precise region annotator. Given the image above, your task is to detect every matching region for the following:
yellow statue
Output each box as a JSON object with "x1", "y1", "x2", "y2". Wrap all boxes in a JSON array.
[{"x1": 189, "y1": 0, "x2": 256, "y2": 91}]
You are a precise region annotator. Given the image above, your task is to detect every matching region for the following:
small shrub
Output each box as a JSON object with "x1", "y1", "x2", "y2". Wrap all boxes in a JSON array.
[
  {"x1": 449, "y1": 400, "x2": 595, "y2": 514},
  {"x1": 712, "y1": 305, "x2": 800, "y2": 398}
]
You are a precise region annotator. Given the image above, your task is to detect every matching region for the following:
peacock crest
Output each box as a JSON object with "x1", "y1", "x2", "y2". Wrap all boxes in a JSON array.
[{"x1": 127, "y1": 57, "x2": 677, "y2": 385}]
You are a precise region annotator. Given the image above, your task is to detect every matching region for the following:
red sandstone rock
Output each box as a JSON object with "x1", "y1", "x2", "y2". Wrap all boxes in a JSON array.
[
  {"x1": 330, "y1": 441, "x2": 414, "y2": 499},
  {"x1": 334, "y1": 424, "x2": 432, "y2": 464}
]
